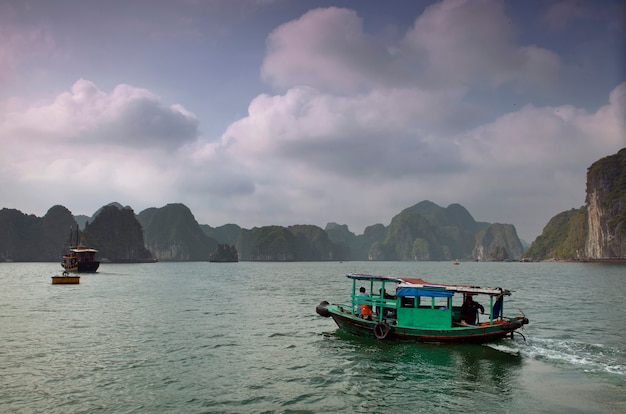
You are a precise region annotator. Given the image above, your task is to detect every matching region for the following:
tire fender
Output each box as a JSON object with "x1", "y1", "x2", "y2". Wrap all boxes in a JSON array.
[
  {"x1": 373, "y1": 322, "x2": 390, "y2": 340},
  {"x1": 316, "y1": 301, "x2": 331, "y2": 318}
]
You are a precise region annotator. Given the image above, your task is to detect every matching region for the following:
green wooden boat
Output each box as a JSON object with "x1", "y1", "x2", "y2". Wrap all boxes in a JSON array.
[{"x1": 316, "y1": 273, "x2": 528, "y2": 343}]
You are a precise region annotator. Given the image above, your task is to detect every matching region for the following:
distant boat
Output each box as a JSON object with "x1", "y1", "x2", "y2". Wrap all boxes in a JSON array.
[
  {"x1": 453, "y1": 260, "x2": 460, "y2": 265},
  {"x1": 62, "y1": 226, "x2": 100, "y2": 273},
  {"x1": 52, "y1": 271, "x2": 80, "y2": 284}
]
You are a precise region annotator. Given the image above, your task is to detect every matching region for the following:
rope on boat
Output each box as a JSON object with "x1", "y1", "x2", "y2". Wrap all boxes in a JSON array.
[{"x1": 513, "y1": 331, "x2": 526, "y2": 341}]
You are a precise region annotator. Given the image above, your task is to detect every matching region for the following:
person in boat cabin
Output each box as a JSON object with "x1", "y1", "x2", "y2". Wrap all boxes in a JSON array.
[
  {"x1": 460, "y1": 294, "x2": 485, "y2": 325},
  {"x1": 379, "y1": 288, "x2": 395, "y2": 300},
  {"x1": 377, "y1": 288, "x2": 396, "y2": 317}
]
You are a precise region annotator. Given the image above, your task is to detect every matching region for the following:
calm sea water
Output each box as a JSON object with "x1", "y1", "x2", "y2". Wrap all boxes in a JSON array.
[{"x1": 0, "y1": 261, "x2": 624, "y2": 413}]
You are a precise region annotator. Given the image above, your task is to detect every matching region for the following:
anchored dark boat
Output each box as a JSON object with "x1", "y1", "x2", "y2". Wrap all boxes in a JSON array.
[
  {"x1": 61, "y1": 226, "x2": 100, "y2": 273},
  {"x1": 316, "y1": 273, "x2": 528, "y2": 343}
]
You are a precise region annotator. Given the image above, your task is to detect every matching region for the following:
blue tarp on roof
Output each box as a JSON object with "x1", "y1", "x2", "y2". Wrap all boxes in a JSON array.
[{"x1": 396, "y1": 287, "x2": 453, "y2": 298}]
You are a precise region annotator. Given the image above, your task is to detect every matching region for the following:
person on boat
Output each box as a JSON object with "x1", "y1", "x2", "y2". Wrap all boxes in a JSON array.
[
  {"x1": 380, "y1": 288, "x2": 395, "y2": 300},
  {"x1": 461, "y1": 294, "x2": 484, "y2": 325},
  {"x1": 355, "y1": 287, "x2": 372, "y2": 320},
  {"x1": 377, "y1": 288, "x2": 396, "y2": 317},
  {"x1": 354, "y1": 287, "x2": 367, "y2": 313}
]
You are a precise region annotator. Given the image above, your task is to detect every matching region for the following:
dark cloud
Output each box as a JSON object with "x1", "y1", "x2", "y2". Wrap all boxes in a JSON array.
[
  {"x1": 102, "y1": 98, "x2": 199, "y2": 149},
  {"x1": 279, "y1": 130, "x2": 465, "y2": 180}
]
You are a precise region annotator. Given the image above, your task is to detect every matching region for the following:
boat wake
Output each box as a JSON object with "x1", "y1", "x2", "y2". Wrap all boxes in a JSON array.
[
  {"x1": 517, "y1": 337, "x2": 625, "y2": 376},
  {"x1": 484, "y1": 342, "x2": 521, "y2": 356}
]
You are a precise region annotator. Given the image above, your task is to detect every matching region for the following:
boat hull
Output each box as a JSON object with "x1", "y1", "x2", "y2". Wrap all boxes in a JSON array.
[
  {"x1": 52, "y1": 276, "x2": 80, "y2": 284},
  {"x1": 326, "y1": 305, "x2": 525, "y2": 344},
  {"x1": 62, "y1": 257, "x2": 99, "y2": 272},
  {"x1": 76, "y1": 261, "x2": 100, "y2": 272}
]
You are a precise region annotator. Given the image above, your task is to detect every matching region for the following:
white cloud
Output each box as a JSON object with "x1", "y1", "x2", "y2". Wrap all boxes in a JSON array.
[
  {"x1": 403, "y1": 0, "x2": 560, "y2": 88},
  {"x1": 261, "y1": 7, "x2": 410, "y2": 93},
  {"x1": 216, "y1": 85, "x2": 468, "y2": 183},
  {"x1": 0, "y1": 79, "x2": 201, "y2": 216},
  {"x1": 2, "y1": 79, "x2": 199, "y2": 148}
]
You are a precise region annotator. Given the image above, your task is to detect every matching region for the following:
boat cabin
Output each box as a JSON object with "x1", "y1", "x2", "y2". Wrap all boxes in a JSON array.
[{"x1": 396, "y1": 286, "x2": 453, "y2": 329}]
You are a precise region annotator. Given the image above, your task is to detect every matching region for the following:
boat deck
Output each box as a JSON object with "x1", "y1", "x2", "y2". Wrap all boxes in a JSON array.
[{"x1": 52, "y1": 275, "x2": 80, "y2": 284}]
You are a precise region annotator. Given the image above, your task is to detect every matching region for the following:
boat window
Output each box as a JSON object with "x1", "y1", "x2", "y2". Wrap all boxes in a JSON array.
[
  {"x1": 413, "y1": 295, "x2": 450, "y2": 309},
  {"x1": 434, "y1": 296, "x2": 448, "y2": 310},
  {"x1": 401, "y1": 296, "x2": 416, "y2": 308}
]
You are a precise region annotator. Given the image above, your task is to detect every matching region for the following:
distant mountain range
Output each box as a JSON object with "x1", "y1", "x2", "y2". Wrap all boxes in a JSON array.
[
  {"x1": 0, "y1": 200, "x2": 523, "y2": 262},
  {"x1": 4, "y1": 149, "x2": 622, "y2": 263}
]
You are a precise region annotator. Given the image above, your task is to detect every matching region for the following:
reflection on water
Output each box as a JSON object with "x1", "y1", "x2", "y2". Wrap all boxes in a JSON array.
[{"x1": 316, "y1": 331, "x2": 525, "y2": 412}]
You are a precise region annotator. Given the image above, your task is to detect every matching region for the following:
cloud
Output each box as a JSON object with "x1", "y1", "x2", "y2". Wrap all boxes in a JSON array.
[
  {"x1": 2, "y1": 79, "x2": 199, "y2": 149},
  {"x1": 403, "y1": 0, "x2": 561, "y2": 88},
  {"x1": 459, "y1": 85, "x2": 625, "y2": 180},
  {"x1": 261, "y1": 7, "x2": 411, "y2": 93},
  {"x1": 0, "y1": 79, "x2": 200, "y2": 217},
  {"x1": 221, "y1": 1, "x2": 570, "y2": 192},
  {"x1": 217, "y1": 86, "x2": 466, "y2": 182}
]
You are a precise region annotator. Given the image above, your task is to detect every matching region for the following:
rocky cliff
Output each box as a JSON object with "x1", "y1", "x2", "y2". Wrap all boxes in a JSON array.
[
  {"x1": 354, "y1": 201, "x2": 520, "y2": 261},
  {"x1": 473, "y1": 223, "x2": 524, "y2": 261},
  {"x1": 585, "y1": 148, "x2": 626, "y2": 259},
  {"x1": 0, "y1": 205, "x2": 76, "y2": 262},
  {"x1": 235, "y1": 224, "x2": 346, "y2": 261},
  {"x1": 82, "y1": 205, "x2": 153, "y2": 262},
  {"x1": 138, "y1": 203, "x2": 218, "y2": 261},
  {"x1": 209, "y1": 244, "x2": 239, "y2": 262},
  {"x1": 524, "y1": 207, "x2": 587, "y2": 261}
]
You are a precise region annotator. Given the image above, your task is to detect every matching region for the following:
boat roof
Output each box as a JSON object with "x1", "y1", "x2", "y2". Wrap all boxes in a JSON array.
[{"x1": 346, "y1": 273, "x2": 510, "y2": 296}]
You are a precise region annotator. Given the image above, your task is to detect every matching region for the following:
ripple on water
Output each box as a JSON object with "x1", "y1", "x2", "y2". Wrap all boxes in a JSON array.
[{"x1": 1, "y1": 262, "x2": 625, "y2": 413}]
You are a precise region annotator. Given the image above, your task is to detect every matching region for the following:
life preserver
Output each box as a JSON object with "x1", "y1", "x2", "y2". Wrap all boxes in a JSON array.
[
  {"x1": 316, "y1": 301, "x2": 331, "y2": 318},
  {"x1": 373, "y1": 322, "x2": 390, "y2": 340},
  {"x1": 361, "y1": 304, "x2": 372, "y2": 317}
]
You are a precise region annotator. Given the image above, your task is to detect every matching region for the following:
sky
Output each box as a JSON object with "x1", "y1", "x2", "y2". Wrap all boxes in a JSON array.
[{"x1": 1, "y1": 0, "x2": 624, "y2": 243}]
